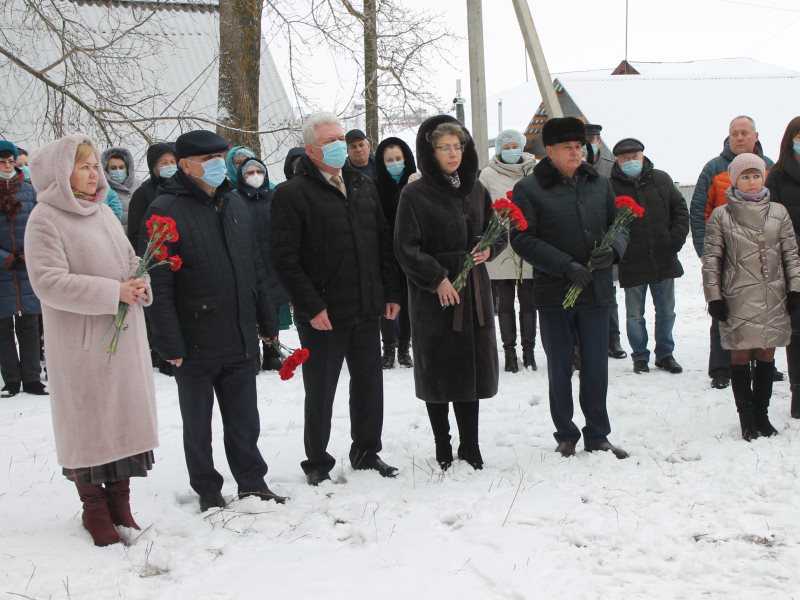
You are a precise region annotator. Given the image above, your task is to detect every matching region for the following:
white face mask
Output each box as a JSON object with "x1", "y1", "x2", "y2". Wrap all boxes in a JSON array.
[{"x1": 245, "y1": 173, "x2": 265, "y2": 189}]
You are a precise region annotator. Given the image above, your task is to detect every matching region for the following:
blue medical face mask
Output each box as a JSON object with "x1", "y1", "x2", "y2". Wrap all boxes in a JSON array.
[
  {"x1": 794, "y1": 141, "x2": 800, "y2": 155},
  {"x1": 313, "y1": 140, "x2": 348, "y2": 169},
  {"x1": 591, "y1": 144, "x2": 600, "y2": 157},
  {"x1": 386, "y1": 161, "x2": 405, "y2": 178},
  {"x1": 0, "y1": 170, "x2": 15, "y2": 180},
  {"x1": 189, "y1": 157, "x2": 227, "y2": 187},
  {"x1": 108, "y1": 169, "x2": 127, "y2": 183},
  {"x1": 159, "y1": 164, "x2": 178, "y2": 179},
  {"x1": 20, "y1": 165, "x2": 30, "y2": 181},
  {"x1": 620, "y1": 159, "x2": 643, "y2": 177},
  {"x1": 500, "y1": 148, "x2": 522, "y2": 164}
]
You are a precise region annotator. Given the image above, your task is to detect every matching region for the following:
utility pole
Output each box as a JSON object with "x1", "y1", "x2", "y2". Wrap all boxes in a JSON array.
[
  {"x1": 511, "y1": 0, "x2": 563, "y2": 118},
  {"x1": 454, "y1": 79, "x2": 466, "y2": 125},
  {"x1": 466, "y1": 0, "x2": 489, "y2": 168}
]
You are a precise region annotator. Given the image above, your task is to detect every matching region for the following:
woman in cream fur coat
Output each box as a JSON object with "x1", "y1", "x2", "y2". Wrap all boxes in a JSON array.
[{"x1": 25, "y1": 133, "x2": 157, "y2": 546}]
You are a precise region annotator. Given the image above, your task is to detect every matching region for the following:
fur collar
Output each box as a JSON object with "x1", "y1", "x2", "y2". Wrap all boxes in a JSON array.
[{"x1": 533, "y1": 157, "x2": 599, "y2": 190}]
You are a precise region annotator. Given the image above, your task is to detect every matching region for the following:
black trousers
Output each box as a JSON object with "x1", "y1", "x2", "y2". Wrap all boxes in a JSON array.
[
  {"x1": 296, "y1": 316, "x2": 384, "y2": 474},
  {"x1": 708, "y1": 317, "x2": 731, "y2": 379},
  {"x1": 609, "y1": 285, "x2": 621, "y2": 341},
  {"x1": 380, "y1": 306, "x2": 411, "y2": 350},
  {"x1": 496, "y1": 279, "x2": 537, "y2": 348},
  {"x1": 0, "y1": 314, "x2": 41, "y2": 385},
  {"x1": 539, "y1": 305, "x2": 611, "y2": 445},
  {"x1": 173, "y1": 355, "x2": 268, "y2": 496}
]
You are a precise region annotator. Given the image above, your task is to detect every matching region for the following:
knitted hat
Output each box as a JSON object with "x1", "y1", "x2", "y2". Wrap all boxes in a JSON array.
[
  {"x1": 146, "y1": 142, "x2": 176, "y2": 176},
  {"x1": 612, "y1": 138, "x2": 645, "y2": 156},
  {"x1": 494, "y1": 129, "x2": 526, "y2": 155},
  {"x1": 241, "y1": 159, "x2": 264, "y2": 175},
  {"x1": 0, "y1": 140, "x2": 19, "y2": 159},
  {"x1": 728, "y1": 152, "x2": 765, "y2": 186},
  {"x1": 541, "y1": 117, "x2": 586, "y2": 146},
  {"x1": 175, "y1": 130, "x2": 229, "y2": 159}
]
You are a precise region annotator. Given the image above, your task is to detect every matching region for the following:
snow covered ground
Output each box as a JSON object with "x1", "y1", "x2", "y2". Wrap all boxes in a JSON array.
[{"x1": 2, "y1": 243, "x2": 800, "y2": 599}]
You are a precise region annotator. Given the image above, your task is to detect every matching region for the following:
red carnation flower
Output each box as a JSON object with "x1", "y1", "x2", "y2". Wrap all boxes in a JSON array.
[
  {"x1": 168, "y1": 255, "x2": 183, "y2": 271},
  {"x1": 154, "y1": 245, "x2": 168, "y2": 261}
]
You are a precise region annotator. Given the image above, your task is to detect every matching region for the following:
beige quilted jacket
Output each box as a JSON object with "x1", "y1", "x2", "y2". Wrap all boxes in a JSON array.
[{"x1": 702, "y1": 188, "x2": 800, "y2": 350}]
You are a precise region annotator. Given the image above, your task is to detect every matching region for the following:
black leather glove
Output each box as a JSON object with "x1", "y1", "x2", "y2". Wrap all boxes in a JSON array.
[
  {"x1": 564, "y1": 261, "x2": 593, "y2": 289},
  {"x1": 707, "y1": 299, "x2": 728, "y2": 322},
  {"x1": 13, "y1": 253, "x2": 25, "y2": 271},
  {"x1": 590, "y1": 246, "x2": 615, "y2": 270}
]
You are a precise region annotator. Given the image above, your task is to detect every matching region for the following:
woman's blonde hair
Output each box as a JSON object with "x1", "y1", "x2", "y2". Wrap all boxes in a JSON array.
[{"x1": 74, "y1": 142, "x2": 96, "y2": 165}]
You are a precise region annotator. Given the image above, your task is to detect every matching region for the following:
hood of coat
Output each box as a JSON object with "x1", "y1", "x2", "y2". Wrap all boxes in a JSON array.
[
  {"x1": 283, "y1": 147, "x2": 306, "y2": 181},
  {"x1": 375, "y1": 136, "x2": 417, "y2": 188},
  {"x1": 226, "y1": 145, "x2": 256, "y2": 184},
  {"x1": 101, "y1": 146, "x2": 138, "y2": 191},
  {"x1": 415, "y1": 114, "x2": 478, "y2": 196},
  {"x1": 30, "y1": 133, "x2": 108, "y2": 216},
  {"x1": 723, "y1": 186, "x2": 771, "y2": 228},
  {"x1": 235, "y1": 157, "x2": 271, "y2": 198},
  {"x1": 146, "y1": 142, "x2": 176, "y2": 179},
  {"x1": 533, "y1": 156, "x2": 600, "y2": 190},
  {"x1": 610, "y1": 155, "x2": 655, "y2": 183}
]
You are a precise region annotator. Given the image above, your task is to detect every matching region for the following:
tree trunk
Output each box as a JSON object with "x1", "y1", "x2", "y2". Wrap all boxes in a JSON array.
[
  {"x1": 363, "y1": 0, "x2": 378, "y2": 145},
  {"x1": 217, "y1": 0, "x2": 262, "y2": 154}
]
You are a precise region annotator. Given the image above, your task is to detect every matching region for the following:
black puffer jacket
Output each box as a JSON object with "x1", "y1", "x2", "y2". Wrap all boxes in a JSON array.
[
  {"x1": 271, "y1": 155, "x2": 400, "y2": 322},
  {"x1": 766, "y1": 155, "x2": 800, "y2": 243},
  {"x1": 229, "y1": 158, "x2": 288, "y2": 336},
  {"x1": 394, "y1": 115, "x2": 504, "y2": 403},
  {"x1": 610, "y1": 157, "x2": 688, "y2": 288},
  {"x1": 510, "y1": 158, "x2": 628, "y2": 309},
  {"x1": 142, "y1": 170, "x2": 270, "y2": 360}
]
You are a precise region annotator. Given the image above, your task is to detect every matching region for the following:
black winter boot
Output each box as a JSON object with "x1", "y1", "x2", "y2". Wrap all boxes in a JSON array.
[
  {"x1": 498, "y1": 312, "x2": 519, "y2": 373},
  {"x1": 752, "y1": 360, "x2": 779, "y2": 436},
  {"x1": 520, "y1": 311, "x2": 537, "y2": 370},
  {"x1": 792, "y1": 385, "x2": 800, "y2": 419},
  {"x1": 397, "y1": 342, "x2": 413, "y2": 368},
  {"x1": 454, "y1": 400, "x2": 483, "y2": 469},
  {"x1": 382, "y1": 345, "x2": 396, "y2": 369},
  {"x1": 261, "y1": 341, "x2": 283, "y2": 371},
  {"x1": 730, "y1": 364, "x2": 759, "y2": 441},
  {"x1": 435, "y1": 435, "x2": 454, "y2": 471}
]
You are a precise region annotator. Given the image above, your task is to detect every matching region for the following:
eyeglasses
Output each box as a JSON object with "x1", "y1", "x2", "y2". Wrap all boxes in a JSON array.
[
  {"x1": 435, "y1": 145, "x2": 463, "y2": 154},
  {"x1": 0, "y1": 158, "x2": 15, "y2": 166}
]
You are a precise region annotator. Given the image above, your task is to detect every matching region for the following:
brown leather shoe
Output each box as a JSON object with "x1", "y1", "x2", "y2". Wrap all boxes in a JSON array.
[
  {"x1": 75, "y1": 481, "x2": 122, "y2": 546},
  {"x1": 555, "y1": 441, "x2": 576, "y2": 457},
  {"x1": 585, "y1": 441, "x2": 630, "y2": 459},
  {"x1": 105, "y1": 479, "x2": 140, "y2": 529}
]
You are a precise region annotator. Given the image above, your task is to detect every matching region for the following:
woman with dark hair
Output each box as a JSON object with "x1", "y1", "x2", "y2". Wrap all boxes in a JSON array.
[
  {"x1": 375, "y1": 136, "x2": 417, "y2": 369},
  {"x1": 765, "y1": 115, "x2": 800, "y2": 419},
  {"x1": 394, "y1": 115, "x2": 504, "y2": 471}
]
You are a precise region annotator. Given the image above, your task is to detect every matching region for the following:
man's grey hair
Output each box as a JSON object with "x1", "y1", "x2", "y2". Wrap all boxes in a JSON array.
[
  {"x1": 729, "y1": 115, "x2": 756, "y2": 130},
  {"x1": 302, "y1": 112, "x2": 343, "y2": 145}
]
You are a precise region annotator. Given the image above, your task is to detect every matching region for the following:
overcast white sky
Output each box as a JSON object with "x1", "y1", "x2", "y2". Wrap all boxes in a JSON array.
[{"x1": 268, "y1": 0, "x2": 800, "y2": 115}]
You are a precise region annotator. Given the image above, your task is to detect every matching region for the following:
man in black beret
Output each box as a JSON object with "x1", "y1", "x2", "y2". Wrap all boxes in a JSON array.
[
  {"x1": 345, "y1": 128, "x2": 377, "y2": 179},
  {"x1": 143, "y1": 129, "x2": 286, "y2": 510},
  {"x1": 610, "y1": 137, "x2": 688, "y2": 376},
  {"x1": 511, "y1": 117, "x2": 630, "y2": 459}
]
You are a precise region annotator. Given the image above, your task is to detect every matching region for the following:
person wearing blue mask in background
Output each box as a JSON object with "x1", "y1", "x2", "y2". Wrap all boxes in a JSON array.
[
  {"x1": 142, "y1": 129, "x2": 286, "y2": 511},
  {"x1": 480, "y1": 129, "x2": 538, "y2": 373},
  {"x1": 102, "y1": 148, "x2": 139, "y2": 228},
  {"x1": 271, "y1": 112, "x2": 402, "y2": 486},
  {"x1": 0, "y1": 140, "x2": 46, "y2": 398},
  {"x1": 610, "y1": 138, "x2": 688, "y2": 376},
  {"x1": 375, "y1": 136, "x2": 417, "y2": 369},
  {"x1": 15, "y1": 147, "x2": 31, "y2": 182},
  {"x1": 127, "y1": 142, "x2": 176, "y2": 248}
]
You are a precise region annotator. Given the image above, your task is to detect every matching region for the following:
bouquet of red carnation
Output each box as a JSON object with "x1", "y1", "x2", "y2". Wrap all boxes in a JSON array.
[
  {"x1": 107, "y1": 215, "x2": 183, "y2": 359},
  {"x1": 451, "y1": 191, "x2": 528, "y2": 292},
  {"x1": 272, "y1": 340, "x2": 311, "y2": 381},
  {"x1": 562, "y1": 195, "x2": 644, "y2": 308}
]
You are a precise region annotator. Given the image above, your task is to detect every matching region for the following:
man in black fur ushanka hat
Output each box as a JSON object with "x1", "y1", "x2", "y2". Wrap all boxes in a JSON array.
[{"x1": 510, "y1": 117, "x2": 631, "y2": 460}]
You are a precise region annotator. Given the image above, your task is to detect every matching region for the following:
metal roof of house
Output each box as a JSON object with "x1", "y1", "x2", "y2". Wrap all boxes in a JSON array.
[
  {"x1": 487, "y1": 58, "x2": 800, "y2": 184},
  {"x1": 0, "y1": 0, "x2": 298, "y2": 181}
]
